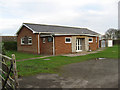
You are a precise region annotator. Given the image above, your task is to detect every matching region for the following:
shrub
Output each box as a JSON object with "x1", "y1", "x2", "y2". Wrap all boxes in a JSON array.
[
  {"x1": 0, "y1": 42, "x2": 6, "y2": 55},
  {"x1": 3, "y1": 41, "x2": 17, "y2": 51}
]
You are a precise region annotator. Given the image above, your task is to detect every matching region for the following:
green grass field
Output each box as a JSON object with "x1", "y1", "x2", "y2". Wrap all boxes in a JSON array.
[
  {"x1": 13, "y1": 45, "x2": 118, "y2": 77},
  {"x1": 6, "y1": 51, "x2": 41, "y2": 60}
]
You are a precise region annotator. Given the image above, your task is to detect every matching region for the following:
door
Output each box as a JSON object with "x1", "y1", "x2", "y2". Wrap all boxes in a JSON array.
[
  {"x1": 108, "y1": 40, "x2": 113, "y2": 47},
  {"x1": 76, "y1": 38, "x2": 82, "y2": 52},
  {"x1": 101, "y1": 40, "x2": 106, "y2": 47}
]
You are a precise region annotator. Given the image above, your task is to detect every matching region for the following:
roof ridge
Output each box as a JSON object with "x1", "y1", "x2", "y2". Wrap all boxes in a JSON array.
[{"x1": 23, "y1": 23, "x2": 88, "y2": 30}]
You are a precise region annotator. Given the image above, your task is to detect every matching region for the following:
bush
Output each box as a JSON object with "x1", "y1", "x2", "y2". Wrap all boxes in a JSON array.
[
  {"x1": 3, "y1": 41, "x2": 17, "y2": 51},
  {"x1": 0, "y1": 42, "x2": 6, "y2": 55}
]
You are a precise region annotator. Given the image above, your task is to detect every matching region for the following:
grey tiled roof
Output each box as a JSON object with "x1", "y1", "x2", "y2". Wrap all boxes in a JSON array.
[{"x1": 23, "y1": 23, "x2": 99, "y2": 35}]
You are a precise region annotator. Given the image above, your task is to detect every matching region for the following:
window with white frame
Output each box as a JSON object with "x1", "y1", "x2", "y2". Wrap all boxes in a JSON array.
[
  {"x1": 65, "y1": 37, "x2": 71, "y2": 43},
  {"x1": 21, "y1": 37, "x2": 25, "y2": 44},
  {"x1": 21, "y1": 36, "x2": 32, "y2": 45},
  {"x1": 43, "y1": 38, "x2": 46, "y2": 43},
  {"x1": 28, "y1": 37, "x2": 32, "y2": 44},
  {"x1": 89, "y1": 38, "x2": 93, "y2": 43}
]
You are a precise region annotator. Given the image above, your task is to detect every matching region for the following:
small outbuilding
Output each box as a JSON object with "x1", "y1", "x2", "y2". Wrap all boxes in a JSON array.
[{"x1": 99, "y1": 39, "x2": 113, "y2": 48}]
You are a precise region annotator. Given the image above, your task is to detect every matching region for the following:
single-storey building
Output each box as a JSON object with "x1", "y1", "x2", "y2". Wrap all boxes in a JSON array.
[{"x1": 17, "y1": 23, "x2": 100, "y2": 55}]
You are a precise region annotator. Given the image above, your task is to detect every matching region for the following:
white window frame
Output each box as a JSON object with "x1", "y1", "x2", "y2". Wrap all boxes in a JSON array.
[
  {"x1": 28, "y1": 37, "x2": 32, "y2": 45},
  {"x1": 89, "y1": 38, "x2": 93, "y2": 43},
  {"x1": 21, "y1": 37, "x2": 25, "y2": 45},
  {"x1": 65, "y1": 37, "x2": 71, "y2": 43},
  {"x1": 43, "y1": 38, "x2": 46, "y2": 43}
]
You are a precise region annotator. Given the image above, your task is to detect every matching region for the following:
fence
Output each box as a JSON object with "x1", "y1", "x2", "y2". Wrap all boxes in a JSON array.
[{"x1": 0, "y1": 54, "x2": 19, "y2": 90}]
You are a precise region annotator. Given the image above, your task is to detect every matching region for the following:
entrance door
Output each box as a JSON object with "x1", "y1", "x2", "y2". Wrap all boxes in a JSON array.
[
  {"x1": 101, "y1": 40, "x2": 106, "y2": 47},
  {"x1": 76, "y1": 38, "x2": 82, "y2": 52}
]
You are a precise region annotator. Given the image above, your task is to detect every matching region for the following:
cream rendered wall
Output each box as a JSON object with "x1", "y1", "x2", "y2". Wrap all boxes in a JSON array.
[
  {"x1": 85, "y1": 37, "x2": 89, "y2": 51},
  {"x1": 71, "y1": 36, "x2": 76, "y2": 52}
]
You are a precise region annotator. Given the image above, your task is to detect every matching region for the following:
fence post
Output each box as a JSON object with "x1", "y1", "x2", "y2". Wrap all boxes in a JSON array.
[{"x1": 12, "y1": 54, "x2": 19, "y2": 89}]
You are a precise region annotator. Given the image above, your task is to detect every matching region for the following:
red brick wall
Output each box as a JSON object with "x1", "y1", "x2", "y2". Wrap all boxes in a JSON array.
[
  {"x1": 40, "y1": 37, "x2": 53, "y2": 55},
  {"x1": 89, "y1": 37, "x2": 99, "y2": 51},
  {"x1": 55, "y1": 36, "x2": 72, "y2": 55},
  {"x1": 0, "y1": 36, "x2": 17, "y2": 42},
  {"x1": 17, "y1": 26, "x2": 38, "y2": 54},
  {"x1": 17, "y1": 26, "x2": 99, "y2": 55}
]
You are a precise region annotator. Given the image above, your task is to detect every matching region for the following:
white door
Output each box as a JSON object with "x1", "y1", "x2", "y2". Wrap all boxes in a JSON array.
[
  {"x1": 76, "y1": 38, "x2": 82, "y2": 52},
  {"x1": 108, "y1": 40, "x2": 113, "y2": 47}
]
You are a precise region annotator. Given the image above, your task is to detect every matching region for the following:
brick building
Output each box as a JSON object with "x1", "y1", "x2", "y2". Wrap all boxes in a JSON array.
[{"x1": 17, "y1": 23, "x2": 100, "y2": 55}]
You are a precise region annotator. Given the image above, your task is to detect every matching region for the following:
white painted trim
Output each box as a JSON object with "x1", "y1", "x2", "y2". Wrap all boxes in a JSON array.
[
  {"x1": 76, "y1": 50, "x2": 82, "y2": 52},
  {"x1": 38, "y1": 34, "x2": 40, "y2": 54},
  {"x1": 54, "y1": 33, "x2": 99, "y2": 37},
  {"x1": 76, "y1": 38, "x2": 82, "y2": 52},
  {"x1": 16, "y1": 24, "x2": 36, "y2": 35},
  {"x1": 28, "y1": 37, "x2": 32, "y2": 45},
  {"x1": 52, "y1": 36, "x2": 55, "y2": 56},
  {"x1": 23, "y1": 24, "x2": 35, "y2": 32},
  {"x1": 21, "y1": 38, "x2": 24, "y2": 45},
  {"x1": 16, "y1": 24, "x2": 23, "y2": 36},
  {"x1": 65, "y1": 37, "x2": 71, "y2": 43},
  {"x1": 43, "y1": 38, "x2": 46, "y2": 43},
  {"x1": 96, "y1": 37, "x2": 97, "y2": 43},
  {"x1": 40, "y1": 35, "x2": 52, "y2": 37}
]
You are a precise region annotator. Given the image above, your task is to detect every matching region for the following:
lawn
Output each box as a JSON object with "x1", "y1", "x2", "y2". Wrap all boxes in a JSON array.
[
  {"x1": 15, "y1": 45, "x2": 118, "y2": 77},
  {"x1": 5, "y1": 50, "x2": 41, "y2": 60}
]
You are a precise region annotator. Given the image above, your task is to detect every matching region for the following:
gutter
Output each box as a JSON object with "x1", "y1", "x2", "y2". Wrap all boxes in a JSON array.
[
  {"x1": 38, "y1": 33, "x2": 40, "y2": 54},
  {"x1": 51, "y1": 35, "x2": 55, "y2": 56}
]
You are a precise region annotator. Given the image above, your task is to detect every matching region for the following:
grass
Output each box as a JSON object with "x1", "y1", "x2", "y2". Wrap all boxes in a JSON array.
[
  {"x1": 5, "y1": 51, "x2": 42, "y2": 60},
  {"x1": 15, "y1": 45, "x2": 118, "y2": 77}
]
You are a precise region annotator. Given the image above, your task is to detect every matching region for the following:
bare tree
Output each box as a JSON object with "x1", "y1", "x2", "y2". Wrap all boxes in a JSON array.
[{"x1": 105, "y1": 28, "x2": 118, "y2": 40}]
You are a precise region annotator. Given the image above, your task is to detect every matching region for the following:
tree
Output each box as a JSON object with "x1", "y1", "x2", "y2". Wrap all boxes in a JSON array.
[{"x1": 105, "y1": 28, "x2": 118, "y2": 40}]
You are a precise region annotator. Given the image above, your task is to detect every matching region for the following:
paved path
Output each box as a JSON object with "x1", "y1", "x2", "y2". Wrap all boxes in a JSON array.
[
  {"x1": 63, "y1": 48, "x2": 105, "y2": 57},
  {"x1": 18, "y1": 58, "x2": 118, "y2": 88},
  {"x1": 17, "y1": 56, "x2": 51, "y2": 62},
  {"x1": 17, "y1": 48, "x2": 105, "y2": 62}
]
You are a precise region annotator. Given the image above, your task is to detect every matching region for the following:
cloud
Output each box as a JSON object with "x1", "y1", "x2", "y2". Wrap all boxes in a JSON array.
[{"x1": 0, "y1": 0, "x2": 119, "y2": 35}]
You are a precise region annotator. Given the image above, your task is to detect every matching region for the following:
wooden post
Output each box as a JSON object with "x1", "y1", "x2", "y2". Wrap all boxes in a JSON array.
[{"x1": 12, "y1": 54, "x2": 19, "y2": 89}]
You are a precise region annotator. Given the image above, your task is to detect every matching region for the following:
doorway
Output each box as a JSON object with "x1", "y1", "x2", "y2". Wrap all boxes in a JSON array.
[{"x1": 76, "y1": 38, "x2": 82, "y2": 52}]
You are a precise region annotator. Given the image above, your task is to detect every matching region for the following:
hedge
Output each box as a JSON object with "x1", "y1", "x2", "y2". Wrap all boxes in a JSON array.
[{"x1": 3, "y1": 41, "x2": 17, "y2": 51}]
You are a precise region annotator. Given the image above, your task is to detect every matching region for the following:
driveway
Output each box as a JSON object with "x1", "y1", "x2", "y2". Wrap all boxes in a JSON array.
[{"x1": 19, "y1": 58, "x2": 118, "y2": 88}]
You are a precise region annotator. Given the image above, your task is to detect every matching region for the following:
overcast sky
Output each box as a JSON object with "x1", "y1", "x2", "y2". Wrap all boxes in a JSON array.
[{"x1": 0, "y1": 0, "x2": 119, "y2": 36}]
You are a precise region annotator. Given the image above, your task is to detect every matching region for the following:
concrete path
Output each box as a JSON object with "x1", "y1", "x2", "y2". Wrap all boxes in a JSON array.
[
  {"x1": 17, "y1": 56, "x2": 50, "y2": 62},
  {"x1": 18, "y1": 58, "x2": 118, "y2": 88},
  {"x1": 63, "y1": 48, "x2": 105, "y2": 57}
]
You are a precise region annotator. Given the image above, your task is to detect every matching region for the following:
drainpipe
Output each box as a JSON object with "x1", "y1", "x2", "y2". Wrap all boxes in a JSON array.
[
  {"x1": 51, "y1": 35, "x2": 55, "y2": 56},
  {"x1": 38, "y1": 33, "x2": 40, "y2": 54}
]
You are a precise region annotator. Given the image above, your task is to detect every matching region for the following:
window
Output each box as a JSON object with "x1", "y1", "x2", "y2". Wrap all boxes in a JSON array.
[
  {"x1": 43, "y1": 38, "x2": 45, "y2": 43},
  {"x1": 21, "y1": 36, "x2": 32, "y2": 45},
  {"x1": 21, "y1": 37, "x2": 25, "y2": 44},
  {"x1": 65, "y1": 37, "x2": 71, "y2": 43},
  {"x1": 28, "y1": 37, "x2": 32, "y2": 44},
  {"x1": 48, "y1": 37, "x2": 53, "y2": 42},
  {"x1": 89, "y1": 38, "x2": 93, "y2": 43}
]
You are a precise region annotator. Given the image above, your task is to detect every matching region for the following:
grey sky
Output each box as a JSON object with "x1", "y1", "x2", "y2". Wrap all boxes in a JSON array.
[{"x1": 0, "y1": 0, "x2": 119, "y2": 36}]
